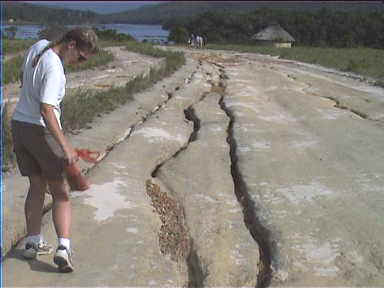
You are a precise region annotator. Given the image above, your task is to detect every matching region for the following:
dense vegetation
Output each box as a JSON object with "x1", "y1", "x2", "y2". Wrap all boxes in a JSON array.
[
  {"x1": 4, "y1": 1, "x2": 99, "y2": 25},
  {"x1": 102, "y1": 1, "x2": 383, "y2": 25},
  {"x1": 5, "y1": 1, "x2": 383, "y2": 49},
  {"x1": 165, "y1": 8, "x2": 384, "y2": 49},
  {"x1": 5, "y1": 1, "x2": 383, "y2": 27}
]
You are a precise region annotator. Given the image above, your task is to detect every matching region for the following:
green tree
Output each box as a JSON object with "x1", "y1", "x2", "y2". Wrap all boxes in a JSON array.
[{"x1": 168, "y1": 26, "x2": 189, "y2": 44}]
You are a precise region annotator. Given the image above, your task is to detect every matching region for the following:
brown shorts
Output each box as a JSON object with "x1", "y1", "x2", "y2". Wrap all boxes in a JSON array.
[{"x1": 11, "y1": 120, "x2": 65, "y2": 180}]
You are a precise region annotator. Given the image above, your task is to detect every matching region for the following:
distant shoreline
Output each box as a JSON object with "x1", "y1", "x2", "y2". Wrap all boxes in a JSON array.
[{"x1": 4, "y1": 23, "x2": 169, "y2": 42}]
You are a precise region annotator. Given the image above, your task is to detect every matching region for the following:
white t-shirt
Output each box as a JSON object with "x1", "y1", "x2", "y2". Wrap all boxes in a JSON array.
[{"x1": 12, "y1": 39, "x2": 66, "y2": 129}]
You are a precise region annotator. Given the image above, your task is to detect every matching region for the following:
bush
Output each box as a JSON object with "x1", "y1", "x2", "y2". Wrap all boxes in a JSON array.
[{"x1": 94, "y1": 28, "x2": 135, "y2": 42}]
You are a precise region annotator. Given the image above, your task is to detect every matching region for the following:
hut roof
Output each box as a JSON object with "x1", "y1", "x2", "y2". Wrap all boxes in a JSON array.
[{"x1": 252, "y1": 24, "x2": 295, "y2": 42}]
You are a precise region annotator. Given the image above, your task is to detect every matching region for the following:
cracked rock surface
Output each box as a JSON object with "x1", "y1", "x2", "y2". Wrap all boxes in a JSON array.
[{"x1": 3, "y1": 46, "x2": 384, "y2": 287}]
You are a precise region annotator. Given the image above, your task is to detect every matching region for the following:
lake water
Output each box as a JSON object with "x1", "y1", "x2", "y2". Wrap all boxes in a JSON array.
[{"x1": 2, "y1": 24, "x2": 169, "y2": 42}]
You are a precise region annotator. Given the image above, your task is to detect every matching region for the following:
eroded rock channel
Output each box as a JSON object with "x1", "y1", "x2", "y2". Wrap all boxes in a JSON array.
[{"x1": 146, "y1": 61, "x2": 261, "y2": 286}]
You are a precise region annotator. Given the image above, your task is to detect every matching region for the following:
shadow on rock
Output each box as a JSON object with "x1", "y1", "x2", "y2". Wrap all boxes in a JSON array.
[{"x1": 4, "y1": 248, "x2": 59, "y2": 273}]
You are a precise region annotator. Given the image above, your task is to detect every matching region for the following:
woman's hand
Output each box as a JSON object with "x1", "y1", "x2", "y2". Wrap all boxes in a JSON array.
[{"x1": 63, "y1": 144, "x2": 79, "y2": 166}]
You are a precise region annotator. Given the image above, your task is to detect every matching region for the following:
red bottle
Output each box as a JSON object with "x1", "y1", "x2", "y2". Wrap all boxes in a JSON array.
[
  {"x1": 65, "y1": 162, "x2": 90, "y2": 191},
  {"x1": 75, "y1": 149, "x2": 100, "y2": 163},
  {"x1": 65, "y1": 149, "x2": 100, "y2": 191}
]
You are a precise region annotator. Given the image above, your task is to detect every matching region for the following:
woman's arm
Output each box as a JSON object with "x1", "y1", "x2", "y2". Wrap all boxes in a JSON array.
[{"x1": 40, "y1": 103, "x2": 78, "y2": 165}]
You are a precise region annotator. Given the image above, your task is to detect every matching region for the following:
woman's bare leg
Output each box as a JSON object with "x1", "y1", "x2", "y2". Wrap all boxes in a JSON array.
[
  {"x1": 48, "y1": 179, "x2": 71, "y2": 238},
  {"x1": 25, "y1": 175, "x2": 47, "y2": 236}
]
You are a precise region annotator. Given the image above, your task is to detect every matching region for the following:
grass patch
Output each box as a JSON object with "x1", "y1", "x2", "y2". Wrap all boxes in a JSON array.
[
  {"x1": 206, "y1": 44, "x2": 384, "y2": 84},
  {"x1": 1, "y1": 103, "x2": 16, "y2": 172},
  {"x1": 125, "y1": 41, "x2": 185, "y2": 75},
  {"x1": 3, "y1": 55, "x2": 24, "y2": 85},
  {"x1": 66, "y1": 49, "x2": 114, "y2": 73},
  {"x1": 2, "y1": 39, "x2": 35, "y2": 55}
]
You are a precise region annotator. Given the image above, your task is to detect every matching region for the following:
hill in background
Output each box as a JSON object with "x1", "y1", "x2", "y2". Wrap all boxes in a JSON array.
[
  {"x1": 4, "y1": 1, "x2": 383, "y2": 25},
  {"x1": 21, "y1": 1, "x2": 162, "y2": 15},
  {"x1": 100, "y1": 1, "x2": 384, "y2": 24}
]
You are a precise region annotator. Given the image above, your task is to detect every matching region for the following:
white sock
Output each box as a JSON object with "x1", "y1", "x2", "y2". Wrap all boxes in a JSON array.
[
  {"x1": 58, "y1": 238, "x2": 71, "y2": 250},
  {"x1": 26, "y1": 234, "x2": 41, "y2": 244}
]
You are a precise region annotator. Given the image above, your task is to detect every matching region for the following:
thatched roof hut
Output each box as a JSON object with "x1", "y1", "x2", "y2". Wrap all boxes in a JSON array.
[{"x1": 252, "y1": 24, "x2": 295, "y2": 48}]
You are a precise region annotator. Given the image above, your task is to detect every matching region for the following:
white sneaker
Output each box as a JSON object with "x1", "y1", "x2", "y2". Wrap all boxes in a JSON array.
[
  {"x1": 54, "y1": 245, "x2": 74, "y2": 273},
  {"x1": 23, "y1": 241, "x2": 53, "y2": 259}
]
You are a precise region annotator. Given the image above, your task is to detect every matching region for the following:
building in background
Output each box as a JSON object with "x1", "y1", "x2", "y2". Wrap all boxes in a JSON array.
[{"x1": 252, "y1": 23, "x2": 295, "y2": 48}]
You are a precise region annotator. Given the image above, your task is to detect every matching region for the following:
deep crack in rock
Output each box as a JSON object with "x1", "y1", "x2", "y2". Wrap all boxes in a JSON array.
[
  {"x1": 217, "y1": 73, "x2": 276, "y2": 288},
  {"x1": 184, "y1": 107, "x2": 200, "y2": 143},
  {"x1": 149, "y1": 92, "x2": 206, "y2": 286},
  {"x1": 145, "y1": 180, "x2": 206, "y2": 288},
  {"x1": 151, "y1": 96, "x2": 204, "y2": 178}
]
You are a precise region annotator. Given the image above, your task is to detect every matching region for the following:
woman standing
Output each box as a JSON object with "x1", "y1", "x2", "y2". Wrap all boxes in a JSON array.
[{"x1": 11, "y1": 28, "x2": 98, "y2": 273}]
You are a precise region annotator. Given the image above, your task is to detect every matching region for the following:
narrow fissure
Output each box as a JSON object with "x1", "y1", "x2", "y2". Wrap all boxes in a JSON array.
[
  {"x1": 186, "y1": 239, "x2": 208, "y2": 288},
  {"x1": 94, "y1": 89, "x2": 177, "y2": 165},
  {"x1": 149, "y1": 94, "x2": 206, "y2": 286},
  {"x1": 216, "y1": 74, "x2": 276, "y2": 288},
  {"x1": 324, "y1": 96, "x2": 369, "y2": 120},
  {"x1": 288, "y1": 75, "x2": 370, "y2": 121},
  {"x1": 151, "y1": 96, "x2": 204, "y2": 178},
  {"x1": 184, "y1": 106, "x2": 200, "y2": 143}
]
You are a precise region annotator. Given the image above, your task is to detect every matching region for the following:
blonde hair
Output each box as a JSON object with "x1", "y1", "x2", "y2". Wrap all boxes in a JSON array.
[{"x1": 32, "y1": 27, "x2": 98, "y2": 68}]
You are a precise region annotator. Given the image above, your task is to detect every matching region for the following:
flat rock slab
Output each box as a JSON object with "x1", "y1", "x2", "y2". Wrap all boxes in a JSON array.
[{"x1": 224, "y1": 55, "x2": 384, "y2": 286}]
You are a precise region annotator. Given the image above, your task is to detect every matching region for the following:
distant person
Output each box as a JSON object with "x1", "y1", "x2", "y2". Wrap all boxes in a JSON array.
[
  {"x1": 203, "y1": 35, "x2": 207, "y2": 47},
  {"x1": 12, "y1": 28, "x2": 98, "y2": 273},
  {"x1": 190, "y1": 33, "x2": 196, "y2": 48},
  {"x1": 196, "y1": 35, "x2": 203, "y2": 48}
]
